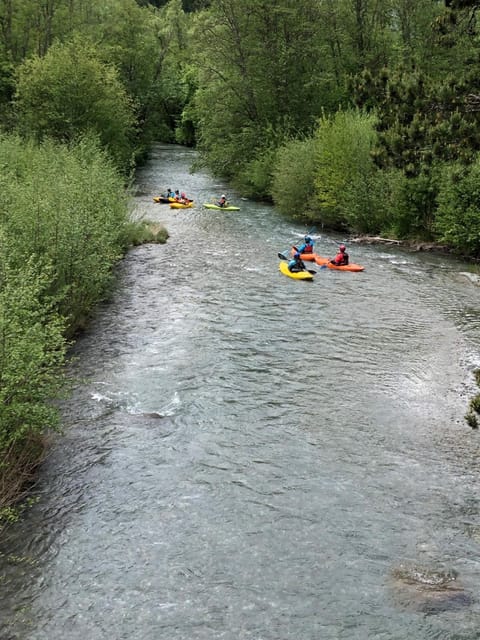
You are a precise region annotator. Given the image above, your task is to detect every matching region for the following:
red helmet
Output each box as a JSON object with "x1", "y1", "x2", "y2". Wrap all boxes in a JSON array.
[{"x1": 339, "y1": 244, "x2": 346, "y2": 252}]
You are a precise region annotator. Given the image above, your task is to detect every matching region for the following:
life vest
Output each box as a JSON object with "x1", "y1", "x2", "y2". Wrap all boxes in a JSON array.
[
  {"x1": 303, "y1": 243, "x2": 313, "y2": 253},
  {"x1": 333, "y1": 252, "x2": 349, "y2": 265}
]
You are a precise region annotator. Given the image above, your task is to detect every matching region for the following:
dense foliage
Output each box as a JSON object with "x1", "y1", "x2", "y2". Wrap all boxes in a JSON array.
[
  {"x1": 0, "y1": 132, "x2": 142, "y2": 517},
  {"x1": 15, "y1": 37, "x2": 137, "y2": 171}
]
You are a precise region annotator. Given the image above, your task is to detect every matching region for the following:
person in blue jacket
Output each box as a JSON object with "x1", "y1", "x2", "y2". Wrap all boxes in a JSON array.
[
  {"x1": 297, "y1": 235, "x2": 315, "y2": 254},
  {"x1": 288, "y1": 252, "x2": 306, "y2": 273}
]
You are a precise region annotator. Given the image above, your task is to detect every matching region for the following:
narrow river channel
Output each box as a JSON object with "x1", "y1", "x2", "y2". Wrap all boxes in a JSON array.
[{"x1": 1, "y1": 144, "x2": 480, "y2": 639}]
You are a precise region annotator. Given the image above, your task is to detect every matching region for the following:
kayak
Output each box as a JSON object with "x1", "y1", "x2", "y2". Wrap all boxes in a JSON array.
[
  {"x1": 203, "y1": 203, "x2": 240, "y2": 211},
  {"x1": 153, "y1": 196, "x2": 174, "y2": 204},
  {"x1": 170, "y1": 201, "x2": 193, "y2": 209},
  {"x1": 279, "y1": 260, "x2": 314, "y2": 281},
  {"x1": 295, "y1": 252, "x2": 316, "y2": 262},
  {"x1": 314, "y1": 254, "x2": 365, "y2": 272}
]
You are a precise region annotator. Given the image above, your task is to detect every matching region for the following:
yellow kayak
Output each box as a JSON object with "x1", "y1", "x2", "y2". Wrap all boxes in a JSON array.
[
  {"x1": 153, "y1": 196, "x2": 174, "y2": 203},
  {"x1": 170, "y1": 201, "x2": 193, "y2": 209},
  {"x1": 279, "y1": 261, "x2": 314, "y2": 280}
]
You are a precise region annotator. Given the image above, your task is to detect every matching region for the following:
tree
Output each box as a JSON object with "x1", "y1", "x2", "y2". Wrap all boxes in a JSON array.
[
  {"x1": 191, "y1": 0, "x2": 331, "y2": 184},
  {"x1": 14, "y1": 35, "x2": 136, "y2": 170},
  {"x1": 313, "y1": 109, "x2": 389, "y2": 233},
  {"x1": 436, "y1": 157, "x2": 480, "y2": 256}
]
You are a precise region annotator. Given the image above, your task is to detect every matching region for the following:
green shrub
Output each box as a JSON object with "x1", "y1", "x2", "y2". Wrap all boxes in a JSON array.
[
  {"x1": 0, "y1": 132, "x2": 136, "y2": 512},
  {"x1": 271, "y1": 136, "x2": 318, "y2": 219},
  {"x1": 125, "y1": 221, "x2": 169, "y2": 246},
  {"x1": 474, "y1": 369, "x2": 480, "y2": 387},
  {"x1": 0, "y1": 249, "x2": 67, "y2": 454},
  {"x1": 385, "y1": 168, "x2": 439, "y2": 240},
  {"x1": 313, "y1": 110, "x2": 387, "y2": 233},
  {"x1": 469, "y1": 394, "x2": 480, "y2": 415},
  {"x1": 435, "y1": 157, "x2": 480, "y2": 257},
  {"x1": 14, "y1": 35, "x2": 137, "y2": 172},
  {"x1": 0, "y1": 133, "x2": 130, "y2": 331},
  {"x1": 465, "y1": 412, "x2": 479, "y2": 429}
]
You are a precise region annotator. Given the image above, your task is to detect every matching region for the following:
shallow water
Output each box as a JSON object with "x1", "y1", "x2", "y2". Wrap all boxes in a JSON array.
[{"x1": 1, "y1": 144, "x2": 480, "y2": 639}]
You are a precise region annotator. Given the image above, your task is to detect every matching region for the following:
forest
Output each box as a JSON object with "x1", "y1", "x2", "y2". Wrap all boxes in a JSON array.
[{"x1": 0, "y1": 0, "x2": 479, "y2": 521}]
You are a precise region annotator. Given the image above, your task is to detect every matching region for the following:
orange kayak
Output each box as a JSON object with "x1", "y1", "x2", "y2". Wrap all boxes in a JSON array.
[
  {"x1": 290, "y1": 247, "x2": 364, "y2": 271},
  {"x1": 314, "y1": 254, "x2": 365, "y2": 272},
  {"x1": 289, "y1": 248, "x2": 316, "y2": 261}
]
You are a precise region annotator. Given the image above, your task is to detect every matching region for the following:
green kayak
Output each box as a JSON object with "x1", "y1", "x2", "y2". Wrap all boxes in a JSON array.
[{"x1": 203, "y1": 203, "x2": 240, "y2": 211}]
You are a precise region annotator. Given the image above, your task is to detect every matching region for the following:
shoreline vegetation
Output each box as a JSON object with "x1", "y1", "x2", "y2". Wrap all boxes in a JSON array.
[
  {"x1": 0, "y1": 133, "x2": 168, "y2": 537},
  {"x1": 350, "y1": 235, "x2": 480, "y2": 267}
]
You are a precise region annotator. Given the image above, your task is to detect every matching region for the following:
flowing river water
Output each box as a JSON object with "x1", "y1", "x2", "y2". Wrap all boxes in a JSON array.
[{"x1": 1, "y1": 144, "x2": 480, "y2": 639}]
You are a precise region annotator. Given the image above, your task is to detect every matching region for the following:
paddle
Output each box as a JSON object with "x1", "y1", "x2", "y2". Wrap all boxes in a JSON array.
[{"x1": 277, "y1": 253, "x2": 316, "y2": 275}]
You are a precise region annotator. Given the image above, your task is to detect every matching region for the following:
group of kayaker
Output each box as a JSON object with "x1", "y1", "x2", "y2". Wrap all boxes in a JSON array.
[
  {"x1": 288, "y1": 235, "x2": 349, "y2": 273},
  {"x1": 162, "y1": 188, "x2": 191, "y2": 204},
  {"x1": 162, "y1": 189, "x2": 227, "y2": 206}
]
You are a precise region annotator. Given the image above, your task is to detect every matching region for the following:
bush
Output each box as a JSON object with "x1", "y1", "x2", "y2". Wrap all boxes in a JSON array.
[
  {"x1": 0, "y1": 132, "x2": 136, "y2": 513},
  {"x1": 14, "y1": 36, "x2": 137, "y2": 172},
  {"x1": 271, "y1": 137, "x2": 318, "y2": 219},
  {"x1": 435, "y1": 157, "x2": 480, "y2": 257},
  {"x1": 313, "y1": 110, "x2": 387, "y2": 233},
  {"x1": 235, "y1": 146, "x2": 278, "y2": 200},
  {"x1": 0, "y1": 134, "x2": 130, "y2": 332}
]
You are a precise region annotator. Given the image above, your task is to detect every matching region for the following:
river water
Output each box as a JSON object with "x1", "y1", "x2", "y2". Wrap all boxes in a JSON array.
[{"x1": 1, "y1": 144, "x2": 480, "y2": 639}]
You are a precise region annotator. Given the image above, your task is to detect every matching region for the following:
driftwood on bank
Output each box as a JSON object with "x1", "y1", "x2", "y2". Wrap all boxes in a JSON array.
[
  {"x1": 350, "y1": 235, "x2": 402, "y2": 245},
  {"x1": 349, "y1": 235, "x2": 452, "y2": 253}
]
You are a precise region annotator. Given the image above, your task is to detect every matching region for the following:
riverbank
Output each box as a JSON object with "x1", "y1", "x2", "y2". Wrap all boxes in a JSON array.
[{"x1": 349, "y1": 235, "x2": 452, "y2": 253}]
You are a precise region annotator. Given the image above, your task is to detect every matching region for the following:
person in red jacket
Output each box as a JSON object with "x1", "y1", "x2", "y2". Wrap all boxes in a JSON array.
[{"x1": 330, "y1": 244, "x2": 349, "y2": 266}]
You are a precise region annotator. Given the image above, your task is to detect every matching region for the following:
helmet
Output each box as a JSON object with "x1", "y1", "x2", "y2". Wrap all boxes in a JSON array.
[
  {"x1": 305, "y1": 236, "x2": 311, "y2": 243},
  {"x1": 221, "y1": 194, "x2": 226, "y2": 198},
  {"x1": 339, "y1": 244, "x2": 346, "y2": 252},
  {"x1": 294, "y1": 252, "x2": 300, "y2": 258}
]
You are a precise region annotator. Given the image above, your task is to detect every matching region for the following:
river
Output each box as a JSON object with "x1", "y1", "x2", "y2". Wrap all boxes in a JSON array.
[{"x1": 1, "y1": 144, "x2": 480, "y2": 639}]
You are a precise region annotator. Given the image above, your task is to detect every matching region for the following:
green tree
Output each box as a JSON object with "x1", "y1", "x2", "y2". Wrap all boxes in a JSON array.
[
  {"x1": 14, "y1": 35, "x2": 136, "y2": 170},
  {"x1": 191, "y1": 0, "x2": 329, "y2": 187},
  {"x1": 436, "y1": 157, "x2": 480, "y2": 256},
  {"x1": 0, "y1": 240, "x2": 68, "y2": 509},
  {"x1": 271, "y1": 136, "x2": 318, "y2": 219},
  {"x1": 314, "y1": 109, "x2": 387, "y2": 233},
  {"x1": 0, "y1": 250, "x2": 67, "y2": 453},
  {"x1": 0, "y1": 133, "x2": 130, "y2": 330}
]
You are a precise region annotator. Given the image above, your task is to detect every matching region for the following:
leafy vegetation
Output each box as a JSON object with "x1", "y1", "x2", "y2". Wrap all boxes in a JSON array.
[{"x1": 0, "y1": 132, "x2": 156, "y2": 513}]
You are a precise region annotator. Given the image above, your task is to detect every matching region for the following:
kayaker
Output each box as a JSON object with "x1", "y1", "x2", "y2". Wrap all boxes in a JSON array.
[
  {"x1": 174, "y1": 190, "x2": 181, "y2": 200},
  {"x1": 288, "y1": 252, "x2": 306, "y2": 273},
  {"x1": 297, "y1": 236, "x2": 315, "y2": 254},
  {"x1": 330, "y1": 244, "x2": 349, "y2": 266},
  {"x1": 217, "y1": 194, "x2": 227, "y2": 207}
]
